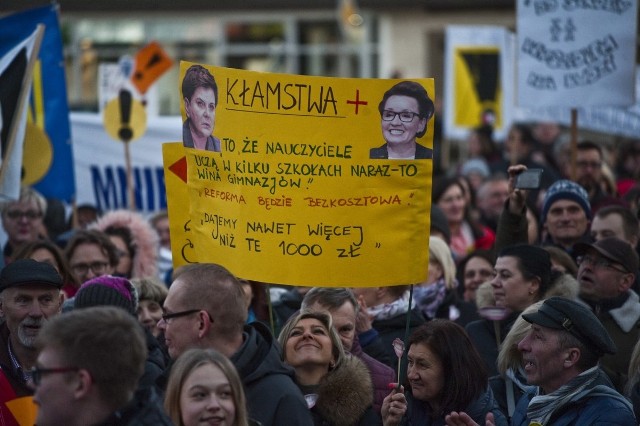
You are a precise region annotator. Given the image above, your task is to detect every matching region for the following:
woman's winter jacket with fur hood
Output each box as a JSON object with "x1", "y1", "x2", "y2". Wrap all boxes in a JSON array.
[
  {"x1": 93, "y1": 209, "x2": 159, "y2": 278},
  {"x1": 303, "y1": 355, "x2": 380, "y2": 426}
]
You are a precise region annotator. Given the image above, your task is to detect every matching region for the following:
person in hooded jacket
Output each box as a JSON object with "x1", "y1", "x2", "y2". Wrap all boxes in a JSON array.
[
  {"x1": 279, "y1": 310, "x2": 381, "y2": 426},
  {"x1": 158, "y1": 263, "x2": 312, "y2": 426},
  {"x1": 92, "y1": 209, "x2": 159, "y2": 279},
  {"x1": 32, "y1": 306, "x2": 172, "y2": 426}
]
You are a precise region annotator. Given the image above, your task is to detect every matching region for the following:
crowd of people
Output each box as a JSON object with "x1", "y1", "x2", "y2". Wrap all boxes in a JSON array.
[{"x1": 0, "y1": 121, "x2": 639, "y2": 425}]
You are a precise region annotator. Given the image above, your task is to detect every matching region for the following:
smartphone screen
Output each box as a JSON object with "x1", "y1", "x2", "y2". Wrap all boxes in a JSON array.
[{"x1": 515, "y1": 169, "x2": 543, "y2": 189}]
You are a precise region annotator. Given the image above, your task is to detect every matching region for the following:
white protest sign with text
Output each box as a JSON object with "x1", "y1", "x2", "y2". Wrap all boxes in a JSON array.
[{"x1": 517, "y1": 0, "x2": 637, "y2": 108}]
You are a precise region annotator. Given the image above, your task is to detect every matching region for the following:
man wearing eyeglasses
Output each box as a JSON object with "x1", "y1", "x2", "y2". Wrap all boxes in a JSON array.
[
  {"x1": 32, "y1": 306, "x2": 172, "y2": 426},
  {"x1": 158, "y1": 263, "x2": 313, "y2": 426},
  {"x1": 0, "y1": 187, "x2": 47, "y2": 266},
  {"x1": 574, "y1": 237, "x2": 640, "y2": 392},
  {"x1": 370, "y1": 81, "x2": 434, "y2": 160},
  {"x1": 0, "y1": 259, "x2": 63, "y2": 425},
  {"x1": 573, "y1": 141, "x2": 619, "y2": 210}
]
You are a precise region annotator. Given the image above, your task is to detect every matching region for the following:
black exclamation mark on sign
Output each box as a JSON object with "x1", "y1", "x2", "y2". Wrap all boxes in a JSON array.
[
  {"x1": 118, "y1": 89, "x2": 133, "y2": 142},
  {"x1": 134, "y1": 53, "x2": 162, "y2": 81}
]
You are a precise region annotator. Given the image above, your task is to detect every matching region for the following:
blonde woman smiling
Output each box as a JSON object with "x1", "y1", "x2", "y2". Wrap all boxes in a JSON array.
[{"x1": 165, "y1": 348, "x2": 256, "y2": 426}]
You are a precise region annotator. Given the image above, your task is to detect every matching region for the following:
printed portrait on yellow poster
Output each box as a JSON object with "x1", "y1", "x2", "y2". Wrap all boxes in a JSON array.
[{"x1": 170, "y1": 61, "x2": 435, "y2": 287}]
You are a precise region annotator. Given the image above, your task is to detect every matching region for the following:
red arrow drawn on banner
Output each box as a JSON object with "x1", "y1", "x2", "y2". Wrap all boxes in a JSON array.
[{"x1": 169, "y1": 156, "x2": 187, "y2": 183}]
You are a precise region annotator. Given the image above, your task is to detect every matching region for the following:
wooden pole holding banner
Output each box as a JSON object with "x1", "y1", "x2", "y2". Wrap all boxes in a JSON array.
[
  {"x1": 0, "y1": 25, "x2": 44, "y2": 189},
  {"x1": 441, "y1": 137, "x2": 450, "y2": 171},
  {"x1": 71, "y1": 199, "x2": 79, "y2": 229},
  {"x1": 570, "y1": 108, "x2": 578, "y2": 181},
  {"x1": 124, "y1": 142, "x2": 136, "y2": 211}
]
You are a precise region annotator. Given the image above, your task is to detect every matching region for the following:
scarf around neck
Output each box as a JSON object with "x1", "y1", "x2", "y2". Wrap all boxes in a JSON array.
[
  {"x1": 526, "y1": 366, "x2": 614, "y2": 425},
  {"x1": 414, "y1": 279, "x2": 447, "y2": 320},
  {"x1": 367, "y1": 290, "x2": 413, "y2": 321}
]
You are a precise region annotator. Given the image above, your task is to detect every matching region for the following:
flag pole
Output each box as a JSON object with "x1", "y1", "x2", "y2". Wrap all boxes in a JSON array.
[{"x1": 570, "y1": 108, "x2": 578, "y2": 181}]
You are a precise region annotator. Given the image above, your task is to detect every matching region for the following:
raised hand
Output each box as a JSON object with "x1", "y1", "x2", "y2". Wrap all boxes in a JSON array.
[
  {"x1": 445, "y1": 411, "x2": 495, "y2": 426},
  {"x1": 382, "y1": 384, "x2": 407, "y2": 426}
]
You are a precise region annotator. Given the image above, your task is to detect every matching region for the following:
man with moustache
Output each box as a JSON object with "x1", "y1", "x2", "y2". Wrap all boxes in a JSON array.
[{"x1": 0, "y1": 259, "x2": 63, "y2": 424}]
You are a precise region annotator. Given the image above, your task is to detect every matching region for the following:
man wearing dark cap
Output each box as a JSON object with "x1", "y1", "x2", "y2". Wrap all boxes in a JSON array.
[
  {"x1": 446, "y1": 297, "x2": 635, "y2": 425},
  {"x1": 512, "y1": 297, "x2": 634, "y2": 424},
  {"x1": 0, "y1": 259, "x2": 63, "y2": 424},
  {"x1": 574, "y1": 236, "x2": 640, "y2": 392}
]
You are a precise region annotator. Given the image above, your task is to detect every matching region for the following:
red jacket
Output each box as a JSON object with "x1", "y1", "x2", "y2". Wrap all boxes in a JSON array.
[
  {"x1": 0, "y1": 369, "x2": 20, "y2": 426},
  {"x1": 0, "y1": 324, "x2": 33, "y2": 426}
]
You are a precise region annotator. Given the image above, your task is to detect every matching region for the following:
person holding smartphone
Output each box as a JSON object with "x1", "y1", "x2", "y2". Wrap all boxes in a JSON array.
[{"x1": 494, "y1": 165, "x2": 592, "y2": 256}]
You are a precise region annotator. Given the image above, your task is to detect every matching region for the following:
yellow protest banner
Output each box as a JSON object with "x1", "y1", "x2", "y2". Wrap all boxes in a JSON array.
[
  {"x1": 177, "y1": 62, "x2": 434, "y2": 287},
  {"x1": 163, "y1": 142, "x2": 199, "y2": 267}
]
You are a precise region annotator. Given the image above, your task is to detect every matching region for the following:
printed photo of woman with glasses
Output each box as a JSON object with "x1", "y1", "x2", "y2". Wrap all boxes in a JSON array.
[{"x1": 370, "y1": 81, "x2": 435, "y2": 160}]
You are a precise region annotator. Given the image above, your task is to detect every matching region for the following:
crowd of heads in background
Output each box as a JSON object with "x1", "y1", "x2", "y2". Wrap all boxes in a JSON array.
[{"x1": 0, "y1": 120, "x2": 639, "y2": 425}]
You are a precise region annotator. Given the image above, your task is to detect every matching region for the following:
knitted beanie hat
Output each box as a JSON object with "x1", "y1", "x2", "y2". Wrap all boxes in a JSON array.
[
  {"x1": 74, "y1": 275, "x2": 138, "y2": 315},
  {"x1": 460, "y1": 158, "x2": 490, "y2": 178},
  {"x1": 541, "y1": 180, "x2": 591, "y2": 224}
]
